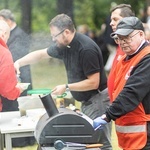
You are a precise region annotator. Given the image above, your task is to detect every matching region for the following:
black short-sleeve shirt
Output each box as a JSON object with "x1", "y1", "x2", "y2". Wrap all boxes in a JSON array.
[{"x1": 47, "y1": 32, "x2": 107, "y2": 101}]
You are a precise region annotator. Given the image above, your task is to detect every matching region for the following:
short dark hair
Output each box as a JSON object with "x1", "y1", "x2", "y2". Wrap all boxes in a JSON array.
[
  {"x1": 110, "y1": 4, "x2": 135, "y2": 17},
  {"x1": 49, "y1": 14, "x2": 75, "y2": 32}
]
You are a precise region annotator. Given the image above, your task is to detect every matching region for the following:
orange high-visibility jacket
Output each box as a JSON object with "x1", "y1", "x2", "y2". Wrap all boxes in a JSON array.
[
  {"x1": 113, "y1": 46, "x2": 150, "y2": 149},
  {"x1": 108, "y1": 45, "x2": 124, "y2": 102}
]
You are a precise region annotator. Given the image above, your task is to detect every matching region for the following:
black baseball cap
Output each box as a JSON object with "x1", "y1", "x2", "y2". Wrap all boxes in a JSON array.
[{"x1": 111, "y1": 17, "x2": 144, "y2": 37}]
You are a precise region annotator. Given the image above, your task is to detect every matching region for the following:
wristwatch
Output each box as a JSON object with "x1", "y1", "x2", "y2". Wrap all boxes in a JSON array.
[{"x1": 65, "y1": 84, "x2": 70, "y2": 92}]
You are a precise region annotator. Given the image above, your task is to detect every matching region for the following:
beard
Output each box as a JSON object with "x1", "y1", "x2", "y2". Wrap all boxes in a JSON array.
[{"x1": 56, "y1": 36, "x2": 69, "y2": 48}]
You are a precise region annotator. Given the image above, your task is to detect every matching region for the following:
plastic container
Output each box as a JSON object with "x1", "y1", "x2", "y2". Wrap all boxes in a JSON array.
[
  {"x1": 19, "y1": 83, "x2": 30, "y2": 90},
  {"x1": 17, "y1": 96, "x2": 44, "y2": 116},
  {"x1": 27, "y1": 89, "x2": 51, "y2": 96},
  {"x1": 17, "y1": 89, "x2": 51, "y2": 116},
  {"x1": 55, "y1": 93, "x2": 67, "y2": 108}
]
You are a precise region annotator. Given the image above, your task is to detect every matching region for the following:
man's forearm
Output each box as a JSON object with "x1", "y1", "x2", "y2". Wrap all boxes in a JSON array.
[{"x1": 16, "y1": 48, "x2": 49, "y2": 67}]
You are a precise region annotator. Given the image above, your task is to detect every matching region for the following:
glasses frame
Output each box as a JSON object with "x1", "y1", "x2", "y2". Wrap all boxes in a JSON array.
[
  {"x1": 52, "y1": 29, "x2": 65, "y2": 39},
  {"x1": 117, "y1": 31, "x2": 140, "y2": 43}
]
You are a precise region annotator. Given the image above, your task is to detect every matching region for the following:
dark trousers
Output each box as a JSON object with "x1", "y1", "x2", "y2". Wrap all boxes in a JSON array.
[{"x1": 81, "y1": 88, "x2": 112, "y2": 150}]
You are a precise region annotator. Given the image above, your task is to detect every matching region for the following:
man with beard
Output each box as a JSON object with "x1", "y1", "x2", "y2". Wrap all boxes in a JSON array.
[{"x1": 14, "y1": 14, "x2": 112, "y2": 150}]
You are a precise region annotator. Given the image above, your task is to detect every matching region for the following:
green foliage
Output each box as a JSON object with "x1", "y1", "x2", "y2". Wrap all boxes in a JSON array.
[
  {"x1": 110, "y1": 0, "x2": 145, "y2": 16},
  {"x1": 74, "y1": 0, "x2": 147, "y2": 32},
  {"x1": 74, "y1": 0, "x2": 115, "y2": 32},
  {"x1": 0, "y1": 0, "x2": 147, "y2": 33},
  {"x1": 74, "y1": 0, "x2": 95, "y2": 29},
  {"x1": 0, "y1": 0, "x2": 21, "y2": 25},
  {"x1": 32, "y1": 0, "x2": 57, "y2": 32},
  {"x1": 92, "y1": 0, "x2": 113, "y2": 29}
]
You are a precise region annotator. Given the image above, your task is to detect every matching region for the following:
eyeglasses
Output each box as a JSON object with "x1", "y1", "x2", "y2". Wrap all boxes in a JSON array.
[
  {"x1": 117, "y1": 31, "x2": 140, "y2": 43},
  {"x1": 51, "y1": 29, "x2": 65, "y2": 39}
]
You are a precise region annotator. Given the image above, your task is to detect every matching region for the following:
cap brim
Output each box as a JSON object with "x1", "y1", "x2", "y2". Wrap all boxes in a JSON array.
[
  {"x1": 110, "y1": 33, "x2": 117, "y2": 38},
  {"x1": 110, "y1": 29, "x2": 134, "y2": 38}
]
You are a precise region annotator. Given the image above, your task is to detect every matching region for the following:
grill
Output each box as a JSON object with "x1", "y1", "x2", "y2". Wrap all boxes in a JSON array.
[{"x1": 34, "y1": 94, "x2": 100, "y2": 149}]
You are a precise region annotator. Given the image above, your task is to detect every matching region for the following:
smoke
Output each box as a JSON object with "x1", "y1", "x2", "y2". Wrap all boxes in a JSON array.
[{"x1": 29, "y1": 32, "x2": 52, "y2": 52}]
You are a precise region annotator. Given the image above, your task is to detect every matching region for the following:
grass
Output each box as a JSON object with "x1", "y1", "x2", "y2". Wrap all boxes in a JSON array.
[
  {"x1": 12, "y1": 59, "x2": 121, "y2": 150},
  {"x1": 30, "y1": 58, "x2": 67, "y2": 89}
]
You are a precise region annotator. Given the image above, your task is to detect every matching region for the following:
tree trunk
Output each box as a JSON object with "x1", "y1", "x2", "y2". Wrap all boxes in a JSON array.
[
  {"x1": 20, "y1": 0, "x2": 32, "y2": 34},
  {"x1": 4, "y1": 0, "x2": 9, "y2": 8},
  {"x1": 57, "y1": 0, "x2": 74, "y2": 21}
]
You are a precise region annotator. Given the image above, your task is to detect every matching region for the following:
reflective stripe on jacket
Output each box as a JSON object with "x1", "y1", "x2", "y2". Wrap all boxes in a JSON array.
[{"x1": 113, "y1": 46, "x2": 150, "y2": 149}]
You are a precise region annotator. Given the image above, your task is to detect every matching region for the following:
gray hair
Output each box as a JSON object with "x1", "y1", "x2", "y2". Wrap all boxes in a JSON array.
[
  {"x1": 0, "y1": 9, "x2": 15, "y2": 21},
  {"x1": 49, "y1": 14, "x2": 75, "y2": 32}
]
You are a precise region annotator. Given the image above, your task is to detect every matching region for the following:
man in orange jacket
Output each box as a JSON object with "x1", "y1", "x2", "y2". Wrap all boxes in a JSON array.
[
  {"x1": 0, "y1": 20, "x2": 24, "y2": 111},
  {"x1": 93, "y1": 17, "x2": 150, "y2": 150}
]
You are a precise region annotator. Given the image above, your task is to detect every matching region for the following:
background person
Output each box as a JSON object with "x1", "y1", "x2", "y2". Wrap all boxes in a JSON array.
[
  {"x1": 93, "y1": 16, "x2": 150, "y2": 150},
  {"x1": 108, "y1": 4, "x2": 135, "y2": 102},
  {"x1": 0, "y1": 9, "x2": 34, "y2": 147},
  {"x1": 103, "y1": 14, "x2": 117, "y2": 73},
  {"x1": 14, "y1": 13, "x2": 112, "y2": 150}
]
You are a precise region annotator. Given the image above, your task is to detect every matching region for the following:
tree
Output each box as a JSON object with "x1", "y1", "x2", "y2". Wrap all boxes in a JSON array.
[
  {"x1": 20, "y1": 0, "x2": 32, "y2": 34},
  {"x1": 0, "y1": 0, "x2": 146, "y2": 33},
  {"x1": 57, "y1": 0, "x2": 74, "y2": 20}
]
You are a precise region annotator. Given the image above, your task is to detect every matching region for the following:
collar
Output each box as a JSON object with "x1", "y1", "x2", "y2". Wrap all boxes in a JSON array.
[
  {"x1": 66, "y1": 32, "x2": 77, "y2": 49},
  {"x1": 125, "y1": 40, "x2": 149, "y2": 60},
  {"x1": 0, "y1": 37, "x2": 8, "y2": 48},
  {"x1": 130, "y1": 40, "x2": 146, "y2": 55},
  {"x1": 10, "y1": 23, "x2": 16, "y2": 31}
]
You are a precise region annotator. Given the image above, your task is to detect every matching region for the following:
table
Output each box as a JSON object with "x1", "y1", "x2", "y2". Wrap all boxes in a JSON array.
[
  {"x1": 0, "y1": 110, "x2": 102, "y2": 150},
  {"x1": 0, "y1": 109, "x2": 44, "y2": 150}
]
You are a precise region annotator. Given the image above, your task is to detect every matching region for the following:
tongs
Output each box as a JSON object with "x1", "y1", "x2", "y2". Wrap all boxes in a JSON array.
[{"x1": 54, "y1": 140, "x2": 103, "y2": 150}]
